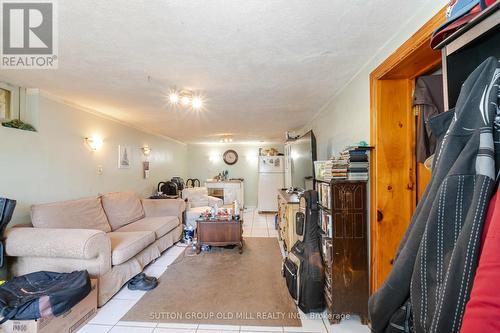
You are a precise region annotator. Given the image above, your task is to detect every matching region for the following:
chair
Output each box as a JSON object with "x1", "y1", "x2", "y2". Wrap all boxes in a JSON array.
[{"x1": 182, "y1": 187, "x2": 223, "y2": 229}]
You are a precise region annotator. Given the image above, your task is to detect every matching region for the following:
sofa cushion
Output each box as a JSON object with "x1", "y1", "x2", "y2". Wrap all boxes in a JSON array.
[
  {"x1": 101, "y1": 191, "x2": 145, "y2": 230},
  {"x1": 116, "y1": 216, "x2": 179, "y2": 239},
  {"x1": 31, "y1": 197, "x2": 111, "y2": 232},
  {"x1": 108, "y1": 231, "x2": 155, "y2": 265}
]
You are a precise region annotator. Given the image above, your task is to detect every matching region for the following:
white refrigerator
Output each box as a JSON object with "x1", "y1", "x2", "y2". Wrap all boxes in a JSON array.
[{"x1": 257, "y1": 156, "x2": 284, "y2": 212}]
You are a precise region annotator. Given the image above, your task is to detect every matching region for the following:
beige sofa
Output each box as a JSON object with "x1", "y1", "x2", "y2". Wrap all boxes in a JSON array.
[{"x1": 4, "y1": 191, "x2": 185, "y2": 306}]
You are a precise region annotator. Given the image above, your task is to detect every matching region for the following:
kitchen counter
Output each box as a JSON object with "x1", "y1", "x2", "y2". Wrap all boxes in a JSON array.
[{"x1": 278, "y1": 189, "x2": 299, "y2": 204}]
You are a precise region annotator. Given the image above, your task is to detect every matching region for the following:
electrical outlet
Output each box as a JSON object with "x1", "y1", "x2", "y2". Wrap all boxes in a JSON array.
[{"x1": 97, "y1": 165, "x2": 103, "y2": 175}]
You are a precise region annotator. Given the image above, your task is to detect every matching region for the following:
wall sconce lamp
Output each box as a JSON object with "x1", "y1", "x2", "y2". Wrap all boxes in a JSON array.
[
  {"x1": 85, "y1": 136, "x2": 103, "y2": 151},
  {"x1": 141, "y1": 147, "x2": 152, "y2": 179},
  {"x1": 141, "y1": 145, "x2": 152, "y2": 156}
]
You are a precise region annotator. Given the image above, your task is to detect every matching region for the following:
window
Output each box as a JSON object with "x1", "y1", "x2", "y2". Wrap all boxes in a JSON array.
[
  {"x1": 0, "y1": 88, "x2": 11, "y2": 121},
  {"x1": 0, "y1": 82, "x2": 20, "y2": 122}
]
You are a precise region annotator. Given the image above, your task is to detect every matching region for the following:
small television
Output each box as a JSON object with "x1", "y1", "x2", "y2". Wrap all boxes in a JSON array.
[{"x1": 290, "y1": 131, "x2": 317, "y2": 191}]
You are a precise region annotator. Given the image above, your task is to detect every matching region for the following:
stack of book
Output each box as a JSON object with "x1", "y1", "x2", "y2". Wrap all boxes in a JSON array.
[
  {"x1": 341, "y1": 147, "x2": 370, "y2": 181},
  {"x1": 314, "y1": 146, "x2": 370, "y2": 182},
  {"x1": 331, "y1": 157, "x2": 348, "y2": 180},
  {"x1": 323, "y1": 160, "x2": 333, "y2": 181}
]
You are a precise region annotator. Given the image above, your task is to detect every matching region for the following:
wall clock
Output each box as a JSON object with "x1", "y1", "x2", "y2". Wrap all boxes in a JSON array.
[{"x1": 223, "y1": 149, "x2": 238, "y2": 165}]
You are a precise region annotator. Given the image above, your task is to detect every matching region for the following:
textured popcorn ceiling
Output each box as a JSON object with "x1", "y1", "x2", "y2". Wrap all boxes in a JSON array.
[{"x1": 0, "y1": 0, "x2": 435, "y2": 143}]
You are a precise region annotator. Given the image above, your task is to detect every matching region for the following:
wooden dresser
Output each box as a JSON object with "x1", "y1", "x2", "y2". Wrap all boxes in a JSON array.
[
  {"x1": 318, "y1": 180, "x2": 369, "y2": 324},
  {"x1": 277, "y1": 190, "x2": 300, "y2": 252}
]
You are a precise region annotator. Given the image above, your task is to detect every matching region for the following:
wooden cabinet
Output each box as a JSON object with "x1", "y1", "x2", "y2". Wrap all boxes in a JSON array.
[
  {"x1": 277, "y1": 190, "x2": 300, "y2": 252},
  {"x1": 319, "y1": 180, "x2": 369, "y2": 324},
  {"x1": 196, "y1": 219, "x2": 243, "y2": 254}
]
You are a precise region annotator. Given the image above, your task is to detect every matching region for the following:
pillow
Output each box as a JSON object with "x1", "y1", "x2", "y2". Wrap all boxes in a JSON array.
[
  {"x1": 31, "y1": 197, "x2": 111, "y2": 232},
  {"x1": 101, "y1": 191, "x2": 145, "y2": 230}
]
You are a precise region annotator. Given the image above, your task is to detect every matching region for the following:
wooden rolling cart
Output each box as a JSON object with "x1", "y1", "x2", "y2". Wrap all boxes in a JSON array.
[{"x1": 196, "y1": 217, "x2": 243, "y2": 254}]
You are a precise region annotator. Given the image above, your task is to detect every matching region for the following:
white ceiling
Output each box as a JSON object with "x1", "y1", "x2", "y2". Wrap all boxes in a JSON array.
[{"x1": 1, "y1": 0, "x2": 434, "y2": 143}]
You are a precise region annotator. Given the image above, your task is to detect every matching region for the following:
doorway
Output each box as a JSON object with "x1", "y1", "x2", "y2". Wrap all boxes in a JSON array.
[{"x1": 369, "y1": 7, "x2": 447, "y2": 292}]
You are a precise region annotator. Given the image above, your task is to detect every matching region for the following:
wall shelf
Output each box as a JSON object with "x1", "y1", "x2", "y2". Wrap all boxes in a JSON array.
[
  {"x1": 440, "y1": 3, "x2": 500, "y2": 110},
  {"x1": 435, "y1": 2, "x2": 500, "y2": 55}
]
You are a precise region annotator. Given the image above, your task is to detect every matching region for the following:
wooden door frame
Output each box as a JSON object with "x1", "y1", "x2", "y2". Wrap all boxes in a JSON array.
[{"x1": 369, "y1": 7, "x2": 447, "y2": 293}]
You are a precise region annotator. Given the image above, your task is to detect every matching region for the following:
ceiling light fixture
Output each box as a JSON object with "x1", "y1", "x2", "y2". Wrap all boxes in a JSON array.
[
  {"x1": 220, "y1": 137, "x2": 233, "y2": 143},
  {"x1": 168, "y1": 89, "x2": 204, "y2": 110},
  {"x1": 192, "y1": 96, "x2": 203, "y2": 109},
  {"x1": 181, "y1": 95, "x2": 191, "y2": 106},
  {"x1": 168, "y1": 92, "x2": 179, "y2": 104}
]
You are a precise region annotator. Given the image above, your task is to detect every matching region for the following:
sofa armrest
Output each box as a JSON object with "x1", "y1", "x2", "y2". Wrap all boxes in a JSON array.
[
  {"x1": 141, "y1": 198, "x2": 186, "y2": 218},
  {"x1": 208, "y1": 196, "x2": 224, "y2": 208},
  {"x1": 5, "y1": 227, "x2": 111, "y2": 260}
]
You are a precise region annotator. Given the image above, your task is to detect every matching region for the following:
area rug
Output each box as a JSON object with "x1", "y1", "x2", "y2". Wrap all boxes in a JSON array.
[{"x1": 121, "y1": 237, "x2": 301, "y2": 327}]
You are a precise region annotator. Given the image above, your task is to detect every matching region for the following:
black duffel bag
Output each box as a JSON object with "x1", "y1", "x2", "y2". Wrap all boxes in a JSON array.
[{"x1": 0, "y1": 270, "x2": 91, "y2": 324}]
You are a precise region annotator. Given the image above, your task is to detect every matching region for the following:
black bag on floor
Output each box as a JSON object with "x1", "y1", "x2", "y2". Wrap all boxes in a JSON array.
[
  {"x1": 283, "y1": 190, "x2": 325, "y2": 313},
  {"x1": 0, "y1": 270, "x2": 91, "y2": 324},
  {"x1": 295, "y1": 190, "x2": 324, "y2": 313}
]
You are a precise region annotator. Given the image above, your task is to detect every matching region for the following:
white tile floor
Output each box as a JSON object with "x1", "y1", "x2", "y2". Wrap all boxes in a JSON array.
[{"x1": 81, "y1": 208, "x2": 369, "y2": 333}]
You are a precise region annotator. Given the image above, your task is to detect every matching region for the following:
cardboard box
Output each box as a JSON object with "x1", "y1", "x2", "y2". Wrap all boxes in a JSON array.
[{"x1": 0, "y1": 279, "x2": 97, "y2": 333}]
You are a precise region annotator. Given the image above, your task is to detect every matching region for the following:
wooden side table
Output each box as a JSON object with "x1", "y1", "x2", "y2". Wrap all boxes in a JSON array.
[{"x1": 196, "y1": 218, "x2": 243, "y2": 254}]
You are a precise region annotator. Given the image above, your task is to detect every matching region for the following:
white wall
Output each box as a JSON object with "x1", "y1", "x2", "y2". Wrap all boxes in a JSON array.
[
  {"x1": 186, "y1": 143, "x2": 284, "y2": 207},
  {"x1": 0, "y1": 93, "x2": 187, "y2": 225},
  {"x1": 302, "y1": 1, "x2": 448, "y2": 159}
]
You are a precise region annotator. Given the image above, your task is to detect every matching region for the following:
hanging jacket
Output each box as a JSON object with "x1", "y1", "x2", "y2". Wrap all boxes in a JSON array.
[
  {"x1": 413, "y1": 75, "x2": 445, "y2": 163},
  {"x1": 369, "y1": 57, "x2": 500, "y2": 333},
  {"x1": 460, "y1": 190, "x2": 500, "y2": 332}
]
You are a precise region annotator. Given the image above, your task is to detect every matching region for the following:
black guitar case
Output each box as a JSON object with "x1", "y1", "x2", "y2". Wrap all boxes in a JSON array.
[
  {"x1": 0, "y1": 198, "x2": 16, "y2": 280},
  {"x1": 285, "y1": 190, "x2": 324, "y2": 313}
]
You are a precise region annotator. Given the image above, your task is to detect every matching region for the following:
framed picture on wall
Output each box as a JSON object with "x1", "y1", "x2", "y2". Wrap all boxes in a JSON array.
[{"x1": 118, "y1": 145, "x2": 131, "y2": 169}]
